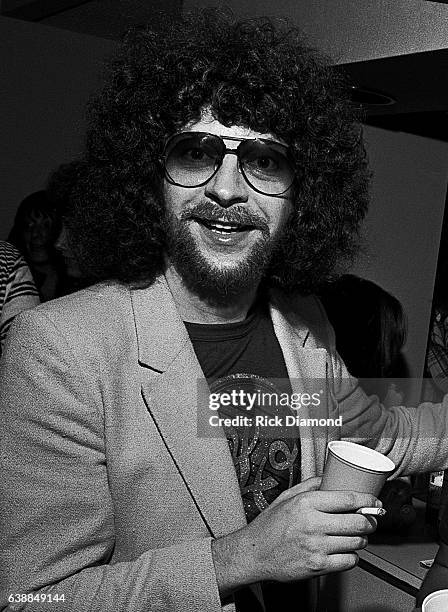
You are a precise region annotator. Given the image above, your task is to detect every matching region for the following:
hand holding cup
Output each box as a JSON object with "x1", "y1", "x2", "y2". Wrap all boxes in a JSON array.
[{"x1": 320, "y1": 441, "x2": 395, "y2": 516}]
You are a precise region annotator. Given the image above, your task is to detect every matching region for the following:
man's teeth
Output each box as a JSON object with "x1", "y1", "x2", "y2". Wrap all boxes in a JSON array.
[
  {"x1": 211, "y1": 222, "x2": 239, "y2": 233},
  {"x1": 201, "y1": 219, "x2": 247, "y2": 234}
]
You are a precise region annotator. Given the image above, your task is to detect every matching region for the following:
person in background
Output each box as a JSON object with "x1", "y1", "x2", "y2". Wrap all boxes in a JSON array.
[
  {"x1": 320, "y1": 274, "x2": 408, "y2": 405},
  {"x1": 0, "y1": 240, "x2": 40, "y2": 358},
  {"x1": 47, "y1": 161, "x2": 89, "y2": 295},
  {"x1": 427, "y1": 309, "x2": 448, "y2": 395},
  {"x1": 425, "y1": 246, "x2": 448, "y2": 397},
  {"x1": 2, "y1": 11, "x2": 448, "y2": 612},
  {"x1": 7, "y1": 191, "x2": 61, "y2": 301}
]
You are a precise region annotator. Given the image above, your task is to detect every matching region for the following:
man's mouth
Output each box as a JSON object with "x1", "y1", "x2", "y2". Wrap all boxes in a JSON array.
[{"x1": 194, "y1": 217, "x2": 255, "y2": 235}]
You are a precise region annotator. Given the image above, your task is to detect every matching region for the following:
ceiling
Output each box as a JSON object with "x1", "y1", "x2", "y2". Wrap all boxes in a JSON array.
[
  {"x1": 2, "y1": 0, "x2": 448, "y2": 141},
  {"x1": 342, "y1": 49, "x2": 448, "y2": 142},
  {"x1": 1, "y1": 0, "x2": 182, "y2": 38}
]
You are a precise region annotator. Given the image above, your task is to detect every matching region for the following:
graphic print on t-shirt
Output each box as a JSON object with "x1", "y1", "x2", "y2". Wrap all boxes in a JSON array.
[
  {"x1": 210, "y1": 373, "x2": 300, "y2": 522},
  {"x1": 185, "y1": 297, "x2": 301, "y2": 522}
]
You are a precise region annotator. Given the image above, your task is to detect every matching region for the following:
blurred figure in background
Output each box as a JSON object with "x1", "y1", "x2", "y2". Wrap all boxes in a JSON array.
[
  {"x1": 0, "y1": 240, "x2": 40, "y2": 358},
  {"x1": 320, "y1": 274, "x2": 408, "y2": 405},
  {"x1": 427, "y1": 308, "x2": 448, "y2": 395},
  {"x1": 7, "y1": 191, "x2": 61, "y2": 301},
  {"x1": 47, "y1": 160, "x2": 88, "y2": 295},
  {"x1": 425, "y1": 245, "x2": 448, "y2": 398}
]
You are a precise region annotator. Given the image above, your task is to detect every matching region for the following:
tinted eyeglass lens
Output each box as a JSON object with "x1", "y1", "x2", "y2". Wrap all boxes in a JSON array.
[
  {"x1": 239, "y1": 140, "x2": 294, "y2": 195},
  {"x1": 164, "y1": 133, "x2": 223, "y2": 187},
  {"x1": 164, "y1": 133, "x2": 295, "y2": 195}
]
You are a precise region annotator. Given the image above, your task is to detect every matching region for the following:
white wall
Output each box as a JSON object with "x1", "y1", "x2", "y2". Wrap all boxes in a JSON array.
[
  {"x1": 0, "y1": 16, "x2": 116, "y2": 238},
  {"x1": 355, "y1": 126, "x2": 448, "y2": 388},
  {"x1": 184, "y1": 0, "x2": 448, "y2": 63}
]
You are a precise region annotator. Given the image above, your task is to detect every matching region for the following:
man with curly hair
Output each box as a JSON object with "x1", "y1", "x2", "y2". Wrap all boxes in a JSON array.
[{"x1": 2, "y1": 11, "x2": 448, "y2": 612}]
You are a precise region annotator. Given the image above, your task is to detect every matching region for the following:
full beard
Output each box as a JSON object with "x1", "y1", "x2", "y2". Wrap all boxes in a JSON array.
[{"x1": 164, "y1": 204, "x2": 283, "y2": 307}]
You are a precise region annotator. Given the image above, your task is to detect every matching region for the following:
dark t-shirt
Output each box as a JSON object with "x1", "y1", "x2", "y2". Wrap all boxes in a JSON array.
[
  {"x1": 185, "y1": 298, "x2": 301, "y2": 522},
  {"x1": 185, "y1": 299, "x2": 310, "y2": 610}
]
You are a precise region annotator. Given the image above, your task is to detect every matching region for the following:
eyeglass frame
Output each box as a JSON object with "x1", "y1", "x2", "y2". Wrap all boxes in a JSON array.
[{"x1": 160, "y1": 131, "x2": 297, "y2": 198}]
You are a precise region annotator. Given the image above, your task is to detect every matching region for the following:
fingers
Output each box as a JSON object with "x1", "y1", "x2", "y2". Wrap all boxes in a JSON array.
[
  {"x1": 308, "y1": 490, "x2": 382, "y2": 514},
  {"x1": 326, "y1": 535, "x2": 369, "y2": 554},
  {"x1": 323, "y1": 513, "x2": 377, "y2": 536},
  {"x1": 363, "y1": 515, "x2": 378, "y2": 530},
  {"x1": 325, "y1": 553, "x2": 359, "y2": 573},
  {"x1": 307, "y1": 551, "x2": 361, "y2": 575},
  {"x1": 273, "y1": 484, "x2": 381, "y2": 515},
  {"x1": 281, "y1": 476, "x2": 322, "y2": 499}
]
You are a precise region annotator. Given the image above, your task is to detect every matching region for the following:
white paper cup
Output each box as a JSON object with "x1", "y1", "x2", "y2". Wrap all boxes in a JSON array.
[
  {"x1": 320, "y1": 441, "x2": 395, "y2": 496},
  {"x1": 422, "y1": 589, "x2": 448, "y2": 611}
]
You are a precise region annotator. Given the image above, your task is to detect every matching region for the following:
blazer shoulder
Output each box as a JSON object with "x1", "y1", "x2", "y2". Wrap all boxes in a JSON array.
[
  {"x1": 271, "y1": 289, "x2": 337, "y2": 351},
  {"x1": 13, "y1": 281, "x2": 134, "y2": 353}
]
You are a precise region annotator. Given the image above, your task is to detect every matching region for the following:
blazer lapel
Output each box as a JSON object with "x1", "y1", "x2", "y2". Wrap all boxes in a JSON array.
[
  {"x1": 130, "y1": 280, "x2": 336, "y2": 529},
  {"x1": 131, "y1": 278, "x2": 246, "y2": 538},
  {"x1": 269, "y1": 291, "x2": 333, "y2": 478}
]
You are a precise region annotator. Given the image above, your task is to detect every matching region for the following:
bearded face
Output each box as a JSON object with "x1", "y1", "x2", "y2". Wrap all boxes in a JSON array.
[{"x1": 162, "y1": 113, "x2": 293, "y2": 306}]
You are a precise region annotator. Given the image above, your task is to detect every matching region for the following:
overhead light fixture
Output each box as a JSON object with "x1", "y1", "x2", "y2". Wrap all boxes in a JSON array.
[{"x1": 350, "y1": 85, "x2": 396, "y2": 107}]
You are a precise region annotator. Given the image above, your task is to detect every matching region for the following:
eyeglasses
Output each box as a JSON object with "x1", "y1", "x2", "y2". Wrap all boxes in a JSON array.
[{"x1": 162, "y1": 132, "x2": 296, "y2": 196}]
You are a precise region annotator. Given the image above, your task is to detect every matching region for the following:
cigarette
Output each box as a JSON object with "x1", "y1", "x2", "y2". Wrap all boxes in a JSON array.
[{"x1": 357, "y1": 507, "x2": 387, "y2": 516}]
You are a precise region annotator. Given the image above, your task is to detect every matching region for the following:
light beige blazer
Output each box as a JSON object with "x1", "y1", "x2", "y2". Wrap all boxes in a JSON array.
[{"x1": 1, "y1": 277, "x2": 448, "y2": 611}]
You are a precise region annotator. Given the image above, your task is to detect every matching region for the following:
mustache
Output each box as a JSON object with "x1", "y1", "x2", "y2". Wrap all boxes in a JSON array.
[{"x1": 180, "y1": 202, "x2": 269, "y2": 232}]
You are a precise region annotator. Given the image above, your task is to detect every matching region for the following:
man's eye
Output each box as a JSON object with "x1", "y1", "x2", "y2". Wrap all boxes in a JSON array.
[
  {"x1": 185, "y1": 148, "x2": 206, "y2": 160},
  {"x1": 256, "y1": 156, "x2": 277, "y2": 170},
  {"x1": 246, "y1": 155, "x2": 279, "y2": 174}
]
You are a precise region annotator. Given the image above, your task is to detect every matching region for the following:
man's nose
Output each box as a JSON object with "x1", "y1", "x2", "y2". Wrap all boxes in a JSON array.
[{"x1": 204, "y1": 154, "x2": 249, "y2": 208}]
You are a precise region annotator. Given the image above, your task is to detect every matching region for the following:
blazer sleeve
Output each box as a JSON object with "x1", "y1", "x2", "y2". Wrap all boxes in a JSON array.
[
  {"x1": 329, "y1": 347, "x2": 448, "y2": 477},
  {"x1": 0, "y1": 309, "x2": 223, "y2": 612}
]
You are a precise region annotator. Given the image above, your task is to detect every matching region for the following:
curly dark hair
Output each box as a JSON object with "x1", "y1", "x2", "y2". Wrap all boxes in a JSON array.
[
  {"x1": 46, "y1": 160, "x2": 85, "y2": 217},
  {"x1": 67, "y1": 8, "x2": 370, "y2": 293}
]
